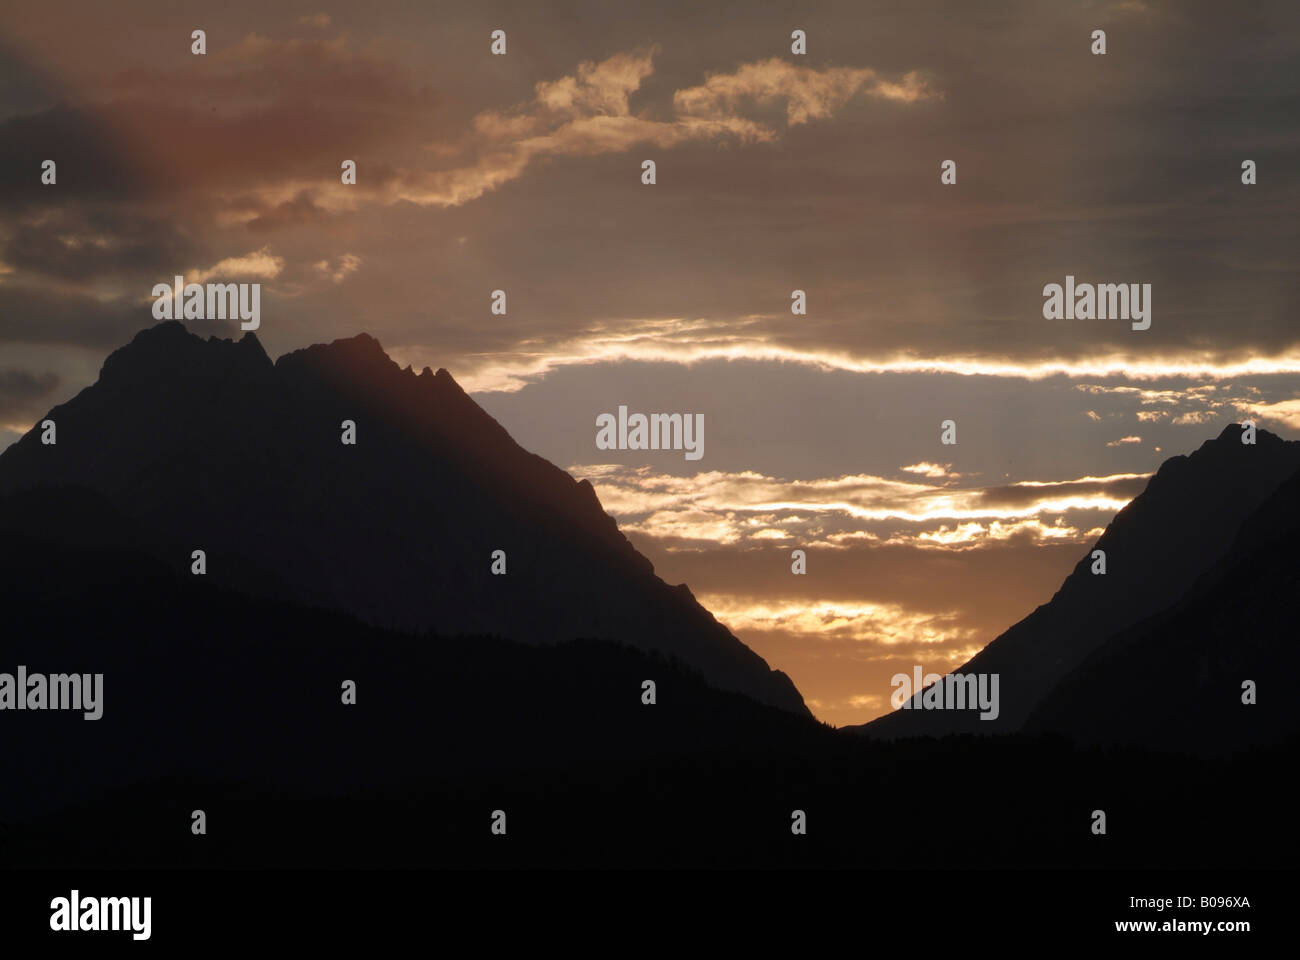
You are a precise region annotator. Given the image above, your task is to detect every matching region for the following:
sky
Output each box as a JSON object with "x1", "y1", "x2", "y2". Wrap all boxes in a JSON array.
[{"x1": 1, "y1": 0, "x2": 1297, "y2": 725}]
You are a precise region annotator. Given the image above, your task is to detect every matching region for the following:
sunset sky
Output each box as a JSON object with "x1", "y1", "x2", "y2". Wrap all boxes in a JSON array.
[{"x1": 2, "y1": 0, "x2": 1297, "y2": 725}]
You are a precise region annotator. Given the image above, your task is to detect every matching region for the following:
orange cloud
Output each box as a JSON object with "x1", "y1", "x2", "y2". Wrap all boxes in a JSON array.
[
  {"x1": 900, "y1": 461, "x2": 954, "y2": 479},
  {"x1": 570, "y1": 464, "x2": 1144, "y2": 552},
  {"x1": 187, "y1": 246, "x2": 285, "y2": 284},
  {"x1": 696, "y1": 594, "x2": 981, "y2": 653},
  {"x1": 387, "y1": 314, "x2": 1300, "y2": 393},
  {"x1": 1239, "y1": 398, "x2": 1300, "y2": 429},
  {"x1": 376, "y1": 49, "x2": 940, "y2": 209},
  {"x1": 673, "y1": 58, "x2": 941, "y2": 124}
]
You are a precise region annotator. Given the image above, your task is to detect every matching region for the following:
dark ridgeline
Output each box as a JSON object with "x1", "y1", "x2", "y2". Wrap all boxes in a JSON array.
[
  {"x1": 1025, "y1": 454, "x2": 1300, "y2": 751},
  {"x1": 1, "y1": 322, "x2": 1297, "y2": 869},
  {"x1": 853, "y1": 424, "x2": 1300, "y2": 745},
  {"x1": 0, "y1": 320, "x2": 805, "y2": 716}
]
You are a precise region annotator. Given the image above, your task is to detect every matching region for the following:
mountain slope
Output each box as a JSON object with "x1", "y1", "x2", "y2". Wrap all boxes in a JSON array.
[
  {"x1": 0, "y1": 485, "x2": 825, "y2": 822},
  {"x1": 0, "y1": 321, "x2": 806, "y2": 715},
  {"x1": 853, "y1": 424, "x2": 1300, "y2": 739},
  {"x1": 1024, "y1": 459, "x2": 1300, "y2": 752}
]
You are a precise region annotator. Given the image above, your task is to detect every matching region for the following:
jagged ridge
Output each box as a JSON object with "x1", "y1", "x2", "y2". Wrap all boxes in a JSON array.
[{"x1": 0, "y1": 321, "x2": 807, "y2": 715}]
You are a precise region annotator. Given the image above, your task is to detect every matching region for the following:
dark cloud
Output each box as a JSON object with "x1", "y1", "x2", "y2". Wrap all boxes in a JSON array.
[
  {"x1": 0, "y1": 102, "x2": 153, "y2": 212},
  {"x1": 246, "y1": 191, "x2": 330, "y2": 234},
  {"x1": 0, "y1": 284, "x2": 144, "y2": 347},
  {"x1": 976, "y1": 476, "x2": 1149, "y2": 509},
  {"x1": 2, "y1": 207, "x2": 198, "y2": 282},
  {"x1": 0, "y1": 367, "x2": 59, "y2": 420},
  {"x1": 2, "y1": 0, "x2": 1297, "y2": 362},
  {"x1": 0, "y1": 285, "x2": 237, "y2": 349}
]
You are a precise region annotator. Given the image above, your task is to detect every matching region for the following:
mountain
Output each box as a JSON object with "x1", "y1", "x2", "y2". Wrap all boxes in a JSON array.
[
  {"x1": 1025, "y1": 455, "x2": 1300, "y2": 752},
  {"x1": 2, "y1": 407, "x2": 1297, "y2": 867},
  {"x1": 0, "y1": 484, "x2": 824, "y2": 823},
  {"x1": 853, "y1": 424, "x2": 1300, "y2": 740},
  {"x1": 0, "y1": 321, "x2": 806, "y2": 715},
  {"x1": 4, "y1": 491, "x2": 1295, "y2": 869}
]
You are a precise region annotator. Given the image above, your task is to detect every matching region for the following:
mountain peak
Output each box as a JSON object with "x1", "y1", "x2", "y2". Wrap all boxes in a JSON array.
[
  {"x1": 1216, "y1": 421, "x2": 1245, "y2": 441},
  {"x1": 237, "y1": 329, "x2": 271, "y2": 364},
  {"x1": 1146, "y1": 422, "x2": 1287, "y2": 492},
  {"x1": 0, "y1": 322, "x2": 809, "y2": 717},
  {"x1": 274, "y1": 331, "x2": 391, "y2": 372},
  {"x1": 332, "y1": 331, "x2": 386, "y2": 355},
  {"x1": 433, "y1": 366, "x2": 468, "y2": 394},
  {"x1": 99, "y1": 320, "x2": 272, "y2": 385},
  {"x1": 858, "y1": 422, "x2": 1300, "y2": 740},
  {"x1": 1204, "y1": 420, "x2": 1280, "y2": 448}
]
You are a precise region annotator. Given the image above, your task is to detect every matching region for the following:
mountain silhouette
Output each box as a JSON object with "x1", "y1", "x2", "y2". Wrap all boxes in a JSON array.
[
  {"x1": 0, "y1": 321, "x2": 805, "y2": 715},
  {"x1": 0, "y1": 483, "x2": 824, "y2": 824},
  {"x1": 853, "y1": 423, "x2": 1300, "y2": 740},
  {"x1": 5, "y1": 495, "x2": 1294, "y2": 870},
  {"x1": 4, "y1": 492, "x2": 1295, "y2": 870},
  {"x1": 1025, "y1": 452, "x2": 1300, "y2": 751},
  {"x1": 2, "y1": 362, "x2": 1298, "y2": 867}
]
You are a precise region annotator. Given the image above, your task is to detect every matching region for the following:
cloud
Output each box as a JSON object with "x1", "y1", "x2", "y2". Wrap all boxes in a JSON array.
[
  {"x1": 391, "y1": 313, "x2": 1300, "y2": 394},
  {"x1": 2, "y1": 207, "x2": 198, "y2": 283},
  {"x1": 188, "y1": 247, "x2": 285, "y2": 284},
  {"x1": 846, "y1": 693, "x2": 888, "y2": 711},
  {"x1": 388, "y1": 49, "x2": 941, "y2": 208},
  {"x1": 0, "y1": 27, "x2": 423, "y2": 349},
  {"x1": 673, "y1": 58, "x2": 940, "y2": 124},
  {"x1": 900, "y1": 462, "x2": 953, "y2": 479},
  {"x1": 917, "y1": 518, "x2": 1104, "y2": 546},
  {"x1": 0, "y1": 368, "x2": 59, "y2": 422},
  {"x1": 975, "y1": 475, "x2": 1149, "y2": 509},
  {"x1": 1073, "y1": 382, "x2": 1282, "y2": 435},
  {"x1": 1239, "y1": 398, "x2": 1300, "y2": 429},
  {"x1": 3, "y1": 12, "x2": 1298, "y2": 383},
  {"x1": 698, "y1": 594, "x2": 979, "y2": 651},
  {"x1": 0, "y1": 284, "x2": 155, "y2": 348},
  {"x1": 313, "y1": 253, "x2": 361, "y2": 284},
  {"x1": 246, "y1": 191, "x2": 330, "y2": 234},
  {"x1": 0, "y1": 35, "x2": 943, "y2": 356},
  {"x1": 570, "y1": 463, "x2": 1145, "y2": 553},
  {"x1": 0, "y1": 39, "x2": 435, "y2": 214},
  {"x1": 621, "y1": 518, "x2": 1097, "y2": 727}
]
